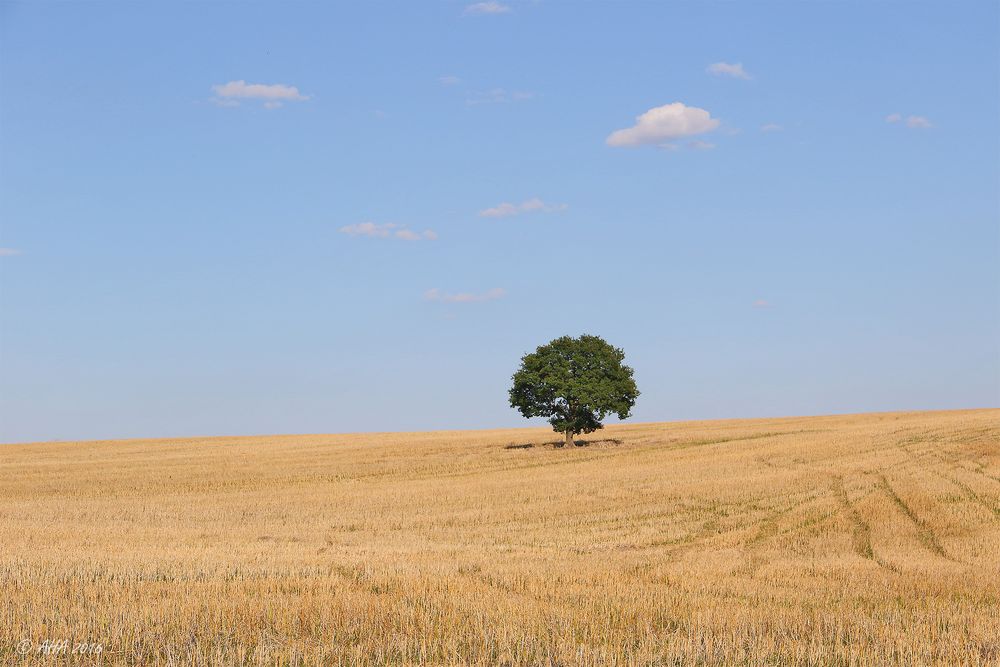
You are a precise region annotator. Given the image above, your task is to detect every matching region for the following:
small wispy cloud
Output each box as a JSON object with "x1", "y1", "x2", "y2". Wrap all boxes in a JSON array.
[
  {"x1": 211, "y1": 80, "x2": 311, "y2": 108},
  {"x1": 424, "y1": 287, "x2": 507, "y2": 303},
  {"x1": 396, "y1": 228, "x2": 438, "y2": 241},
  {"x1": 752, "y1": 299, "x2": 773, "y2": 309},
  {"x1": 0, "y1": 248, "x2": 22, "y2": 257},
  {"x1": 439, "y1": 75, "x2": 462, "y2": 86},
  {"x1": 707, "y1": 62, "x2": 751, "y2": 80},
  {"x1": 607, "y1": 102, "x2": 720, "y2": 148},
  {"x1": 886, "y1": 113, "x2": 932, "y2": 129},
  {"x1": 688, "y1": 139, "x2": 716, "y2": 150},
  {"x1": 760, "y1": 123, "x2": 783, "y2": 133},
  {"x1": 339, "y1": 222, "x2": 437, "y2": 241},
  {"x1": 464, "y1": 1, "x2": 510, "y2": 15},
  {"x1": 479, "y1": 197, "x2": 568, "y2": 218},
  {"x1": 466, "y1": 88, "x2": 534, "y2": 105}
]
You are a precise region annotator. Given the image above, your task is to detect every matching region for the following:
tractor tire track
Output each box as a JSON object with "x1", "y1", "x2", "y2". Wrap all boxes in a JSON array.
[
  {"x1": 878, "y1": 474, "x2": 955, "y2": 562},
  {"x1": 830, "y1": 475, "x2": 898, "y2": 572}
]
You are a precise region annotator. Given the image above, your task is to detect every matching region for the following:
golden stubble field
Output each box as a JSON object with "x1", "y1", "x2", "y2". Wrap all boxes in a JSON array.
[{"x1": 1, "y1": 409, "x2": 998, "y2": 666}]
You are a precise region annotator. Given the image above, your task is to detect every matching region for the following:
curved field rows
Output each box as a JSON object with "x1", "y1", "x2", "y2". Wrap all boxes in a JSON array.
[{"x1": 1, "y1": 409, "x2": 998, "y2": 665}]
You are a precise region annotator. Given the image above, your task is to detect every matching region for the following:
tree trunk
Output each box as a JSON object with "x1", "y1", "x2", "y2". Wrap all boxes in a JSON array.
[{"x1": 564, "y1": 430, "x2": 574, "y2": 448}]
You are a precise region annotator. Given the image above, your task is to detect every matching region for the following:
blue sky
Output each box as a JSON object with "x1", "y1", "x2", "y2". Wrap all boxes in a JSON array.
[{"x1": 1, "y1": 1, "x2": 997, "y2": 443}]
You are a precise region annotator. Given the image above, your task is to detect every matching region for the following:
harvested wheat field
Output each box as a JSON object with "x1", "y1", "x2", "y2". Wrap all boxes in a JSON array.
[{"x1": 1, "y1": 409, "x2": 999, "y2": 666}]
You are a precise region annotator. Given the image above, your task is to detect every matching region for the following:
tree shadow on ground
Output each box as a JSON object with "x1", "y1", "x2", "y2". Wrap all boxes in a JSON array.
[
  {"x1": 503, "y1": 438, "x2": 623, "y2": 450},
  {"x1": 571, "y1": 438, "x2": 624, "y2": 448}
]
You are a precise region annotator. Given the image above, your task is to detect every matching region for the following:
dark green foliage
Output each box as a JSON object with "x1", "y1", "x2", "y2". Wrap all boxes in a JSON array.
[{"x1": 508, "y1": 335, "x2": 639, "y2": 443}]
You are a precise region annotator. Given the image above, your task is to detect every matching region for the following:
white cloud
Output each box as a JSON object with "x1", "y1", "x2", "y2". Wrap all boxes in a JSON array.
[
  {"x1": 479, "y1": 197, "x2": 568, "y2": 218},
  {"x1": 439, "y1": 75, "x2": 462, "y2": 86},
  {"x1": 395, "y1": 228, "x2": 438, "y2": 241},
  {"x1": 886, "y1": 113, "x2": 931, "y2": 129},
  {"x1": 466, "y1": 88, "x2": 534, "y2": 105},
  {"x1": 707, "y1": 62, "x2": 751, "y2": 80},
  {"x1": 339, "y1": 222, "x2": 436, "y2": 241},
  {"x1": 464, "y1": 1, "x2": 510, "y2": 14},
  {"x1": 424, "y1": 287, "x2": 507, "y2": 303},
  {"x1": 0, "y1": 248, "x2": 21, "y2": 256},
  {"x1": 752, "y1": 299, "x2": 773, "y2": 309},
  {"x1": 688, "y1": 139, "x2": 716, "y2": 150},
  {"x1": 340, "y1": 222, "x2": 395, "y2": 238},
  {"x1": 211, "y1": 80, "x2": 310, "y2": 108},
  {"x1": 606, "y1": 102, "x2": 720, "y2": 147},
  {"x1": 760, "y1": 123, "x2": 783, "y2": 133},
  {"x1": 480, "y1": 203, "x2": 519, "y2": 217}
]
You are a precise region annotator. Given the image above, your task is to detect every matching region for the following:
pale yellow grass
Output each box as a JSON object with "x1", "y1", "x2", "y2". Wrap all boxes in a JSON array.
[{"x1": 1, "y1": 409, "x2": 999, "y2": 666}]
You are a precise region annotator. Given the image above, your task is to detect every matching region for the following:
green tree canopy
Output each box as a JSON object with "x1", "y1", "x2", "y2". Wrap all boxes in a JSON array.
[{"x1": 508, "y1": 335, "x2": 639, "y2": 447}]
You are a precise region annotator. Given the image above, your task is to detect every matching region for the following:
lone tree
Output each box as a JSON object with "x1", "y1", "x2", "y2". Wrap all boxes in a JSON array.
[{"x1": 509, "y1": 334, "x2": 639, "y2": 447}]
